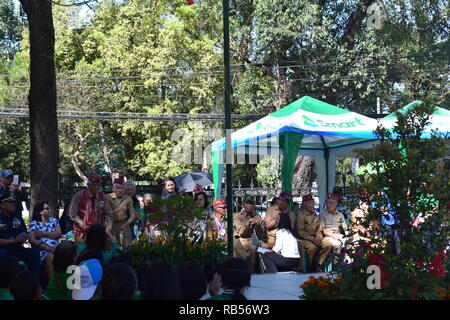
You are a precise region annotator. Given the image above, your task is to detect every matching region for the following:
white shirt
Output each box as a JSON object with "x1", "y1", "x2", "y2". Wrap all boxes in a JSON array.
[{"x1": 272, "y1": 229, "x2": 300, "y2": 258}]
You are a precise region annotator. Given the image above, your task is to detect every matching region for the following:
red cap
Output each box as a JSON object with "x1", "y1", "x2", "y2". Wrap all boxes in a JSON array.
[
  {"x1": 113, "y1": 176, "x2": 125, "y2": 185},
  {"x1": 302, "y1": 194, "x2": 314, "y2": 202},
  {"x1": 278, "y1": 191, "x2": 292, "y2": 202},
  {"x1": 327, "y1": 193, "x2": 339, "y2": 202},
  {"x1": 193, "y1": 184, "x2": 203, "y2": 193},
  {"x1": 212, "y1": 198, "x2": 226, "y2": 209},
  {"x1": 87, "y1": 173, "x2": 102, "y2": 184}
]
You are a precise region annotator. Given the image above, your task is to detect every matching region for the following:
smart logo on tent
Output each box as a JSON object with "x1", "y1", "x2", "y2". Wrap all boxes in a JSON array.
[{"x1": 302, "y1": 115, "x2": 365, "y2": 129}]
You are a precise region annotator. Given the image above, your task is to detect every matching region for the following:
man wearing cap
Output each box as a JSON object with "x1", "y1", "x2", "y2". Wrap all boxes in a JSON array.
[
  {"x1": 295, "y1": 194, "x2": 332, "y2": 272},
  {"x1": 264, "y1": 191, "x2": 296, "y2": 249},
  {"x1": 319, "y1": 193, "x2": 348, "y2": 254},
  {"x1": 71, "y1": 258, "x2": 103, "y2": 300},
  {"x1": 69, "y1": 173, "x2": 113, "y2": 244},
  {"x1": 0, "y1": 193, "x2": 40, "y2": 275},
  {"x1": 233, "y1": 198, "x2": 265, "y2": 272},
  {"x1": 0, "y1": 169, "x2": 27, "y2": 216},
  {"x1": 107, "y1": 177, "x2": 136, "y2": 247},
  {"x1": 206, "y1": 198, "x2": 227, "y2": 241}
]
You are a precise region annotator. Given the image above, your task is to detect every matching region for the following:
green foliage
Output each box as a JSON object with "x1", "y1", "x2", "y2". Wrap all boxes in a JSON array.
[
  {"x1": 317, "y1": 100, "x2": 450, "y2": 300},
  {"x1": 127, "y1": 195, "x2": 226, "y2": 267},
  {"x1": 255, "y1": 156, "x2": 280, "y2": 187}
]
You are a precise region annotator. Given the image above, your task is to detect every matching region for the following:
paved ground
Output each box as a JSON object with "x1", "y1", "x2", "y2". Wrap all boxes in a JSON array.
[{"x1": 202, "y1": 272, "x2": 329, "y2": 300}]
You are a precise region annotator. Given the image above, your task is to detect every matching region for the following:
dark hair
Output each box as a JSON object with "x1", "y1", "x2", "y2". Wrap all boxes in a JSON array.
[
  {"x1": 137, "y1": 260, "x2": 153, "y2": 293},
  {"x1": 53, "y1": 241, "x2": 78, "y2": 272},
  {"x1": 270, "y1": 197, "x2": 278, "y2": 206},
  {"x1": 204, "y1": 262, "x2": 221, "y2": 283},
  {"x1": 278, "y1": 213, "x2": 293, "y2": 233},
  {"x1": 85, "y1": 224, "x2": 106, "y2": 251},
  {"x1": 243, "y1": 199, "x2": 255, "y2": 205},
  {"x1": 220, "y1": 258, "x2": 250, "y2": 300},
  {"x1": 164, "y1": 177, "x2": 177, "y2": 188},
  {"x1": 31, "y1": 201, "x2": 48, "y2": 222},
  {"x1": 178, "y1": 261, "x2": 207, "y2": 300},
  {"x1": 76, "y1": 248, "x2": 103, "y2": 266},
  {"x1": 101, "y1": 263, "x2": 137, "y2": 300},
  {"x1": 332, "y1": 186, "x2": 343, "y2": 195},
  {"x1": 9, "y1": 271, "x2": 41, "y2": 300},
  {"x1": 0, "y1": 255, "x2": 21, "y2": 288},
  {"x1": 108, "y1": 253, "x2": 133, "y2": 267},
  {"x1": 141, "y1": 259, "x2": 181, "y2": 300},
  {"x1": 194, "y1": 192, "x2": 209, "y2": 209}
]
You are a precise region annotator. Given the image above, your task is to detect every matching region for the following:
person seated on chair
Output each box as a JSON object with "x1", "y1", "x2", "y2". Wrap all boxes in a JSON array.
[
  {"x1": 295, "y1": 194, "x2": 332, "y2": 272},
  {"x1": 262, "y1": 213, "x2": 300, "y2": 273},
  {"x1": 263, "y1": 192, "x2": 296, "y2": 249},
  {"x1": 0, "y1": 193, "x2": 40, "y2": 276},
  {"x1": 319, "y1": 193, "x2": 348, "y2": 254},
  {"x1": 233, "y1": 198, "x2": 265, "y2": 273}
]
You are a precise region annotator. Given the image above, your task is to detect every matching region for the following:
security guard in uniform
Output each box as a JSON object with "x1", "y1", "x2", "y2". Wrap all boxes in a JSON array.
[
  {"x1": 295, "y1": 194, "x2": 332, "y2": 272},
  {"x1": 233, "y1": 198, "x2": 265, "y2": 272},
  {"x1": 264, "y1": 191, "x2": 296, "y2": 249}
]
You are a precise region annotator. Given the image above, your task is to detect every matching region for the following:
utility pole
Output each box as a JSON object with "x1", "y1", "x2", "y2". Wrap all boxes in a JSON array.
[{"x1": 222, "y1": 0, "x2": 233, "y2": 257}]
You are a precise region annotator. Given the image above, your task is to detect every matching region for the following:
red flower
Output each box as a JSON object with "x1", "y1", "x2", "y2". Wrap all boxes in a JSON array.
[{"x1": 428, "y1": 249, "x2": 447, "y2": 278}]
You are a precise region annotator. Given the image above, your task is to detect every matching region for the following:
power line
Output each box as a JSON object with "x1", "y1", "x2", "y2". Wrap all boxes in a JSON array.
[
  {"x1": 2, "y1": 68, "x2": 447, "y2": 88},
  {"x1": 48, "y1": 0, "x2": 95, "y2": 7},
  {"x1": 1, "y1": 50, "x2": 447, "y2": 78}
]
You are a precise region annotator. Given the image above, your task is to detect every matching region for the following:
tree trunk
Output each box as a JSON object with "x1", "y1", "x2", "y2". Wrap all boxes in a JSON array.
[
  {"x1": 292, "y1": 156, "x2": 315, "y2": 196},
  {"x1": 20, "y1": 0, "x2": 59, "y2": 216}
]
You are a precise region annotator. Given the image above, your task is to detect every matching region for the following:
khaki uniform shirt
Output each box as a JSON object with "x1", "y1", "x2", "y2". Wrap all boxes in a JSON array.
[
  {"x1": 205, "y1": 214, "x2": 227, "y2": 242},
  {"x1": 233, "y1": 209, "x2": 265, "y2": 240},
  {"x1": 68, "y1": 189, "x2": 113, "y2": 228},
  {"x1": 295, "y1": 208, "x2": 323, "y2": 242},
  {"x1": 319, "y1": 208, "x2": 347, "y2": 236},
  {"x1": 265, "y1": 205, "x2": 296, "y2": 241},
  {"x1": 107, "y1": 193, "x2": 134, "y2": 222}
]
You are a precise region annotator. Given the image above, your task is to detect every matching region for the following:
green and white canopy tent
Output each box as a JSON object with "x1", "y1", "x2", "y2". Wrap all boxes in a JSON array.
[
  {"x1": 381, "y1": 100, "x2": 450, "y2": 137},
  {"x1": 211, "y1": 96, "x2": 382, "y2": 209}
]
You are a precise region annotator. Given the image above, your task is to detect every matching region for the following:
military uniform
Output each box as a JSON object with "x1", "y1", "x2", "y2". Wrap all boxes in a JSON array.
[
  {"x1": 0, "y1": 206, "x2": 40, "y2": 275},
  {"x1": 108, "y1": 192, "x2": 135, "y2": 246},
  {"x1": 205, "y1": 215, "x2": 227, "y2": 242},
  {"x1": 295, "y1": 208, "x2": 332, "y2": 269},
  {"x1": 233, "y1": 208, "x2": 265, "y2": 272},
  {"x1": 263, "y1": 205, "x2": 296, "y2": 249},
  {"x1": 319, "y1": 208, "x2": 348, "y2": 254}
]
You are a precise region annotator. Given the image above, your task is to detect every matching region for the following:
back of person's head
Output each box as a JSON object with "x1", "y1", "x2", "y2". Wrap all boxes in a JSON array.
[
  {"x1": 31, "y1": 200, "x2": 47, "y2": 222},
  {"x1": 9, "y1": 271, "x2": 41, "y2": 300},
  {"x1": 137, "y1": 260, "x2": 153, "y2": 293},
  {"x1": 0, "y1": 255, "x2": 21, "y2": 289},
  {"x1": 204, "y1": 262, "x2": 221, "y2": 283},
  {"x1": 220, "y1": 258, "x2": 250, "y2": 300},
  {"x1": 53, "y1": 240, "x2": 78, "y2": 272},
  {"x1": 141, "y1": 259, "x2": 181, "y2": 300},
  {"x1": 76, "y1": 248, "x2": 103, "y2": 266},
  {"x1": 107, "y1": 253, "x2": 133, "y2": 267},
  {"x1": 278, "y1": 213, "x2": 293, "y2": 233},
  {"x1": 85, "y1": 224, "x2": 106, "y2": 251},
  {"x1": 270, "y1": 197, "x2": 278, "y2": 206},
  {"x1": 101, "y1": 263, "x2": 137, "y2": 300},
  {"x1": 178, "y1": 261, "x2": 207, "y2": 300}
]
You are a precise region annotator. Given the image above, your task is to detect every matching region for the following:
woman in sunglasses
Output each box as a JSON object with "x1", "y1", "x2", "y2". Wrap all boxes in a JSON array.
[{"x1": 28, "y1": 201, "x2": 62, "y2": 281}]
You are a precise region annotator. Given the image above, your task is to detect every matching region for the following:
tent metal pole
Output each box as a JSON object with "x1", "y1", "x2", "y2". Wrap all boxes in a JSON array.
[
  {"x1": 320, "y1": 136, "x2": 329, "y2": 194},
  {"x1": 223, "y1": 0, "x2": 233, "y2": 257}
]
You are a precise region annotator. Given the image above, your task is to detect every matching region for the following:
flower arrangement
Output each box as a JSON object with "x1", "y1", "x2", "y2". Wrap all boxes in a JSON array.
[{"x1": 300, "y1": 276, "x2": 342, "y2": 300}]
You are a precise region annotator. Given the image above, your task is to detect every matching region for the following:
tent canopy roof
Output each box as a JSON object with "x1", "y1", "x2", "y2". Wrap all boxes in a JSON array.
[{"x1": 212, "y1": 96, "x2": 380, "y2": 153}]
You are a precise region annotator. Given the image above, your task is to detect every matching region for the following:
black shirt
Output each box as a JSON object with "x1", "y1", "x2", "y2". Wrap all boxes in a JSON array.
[{"x1": 0, "y1": 210, "x2": 27, "y2": 249}]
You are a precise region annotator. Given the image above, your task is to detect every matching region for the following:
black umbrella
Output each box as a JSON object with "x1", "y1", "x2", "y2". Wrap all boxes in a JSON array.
[{"x1": 174, "y1": 171, "x2": 213, "y2": 192}]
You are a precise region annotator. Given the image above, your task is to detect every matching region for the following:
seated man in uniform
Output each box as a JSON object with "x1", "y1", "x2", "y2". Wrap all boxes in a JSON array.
[
  {"x1": 263, "y1": 191, "x2": 296, "y2": 249},
  {"x1": 0, "y1": 193, "x2": 40, "y2": 276},
  {"x1": 233, "y1": 198, "x2": 265, "y2": 273},
  {"x1": 319, "y1": 193, "x2": 348, "y2": 254},
  {"x1": 295, "y1": 194, "x2": 332, "y2": 272},
  {"x1": 206, "y1": 198, "x2": 227, "y2": 242}
]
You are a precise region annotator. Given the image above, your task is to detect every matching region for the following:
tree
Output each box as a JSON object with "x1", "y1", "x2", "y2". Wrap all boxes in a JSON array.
[{"x1": 19, "y1": 0, "x2": 59, "y2": 214}]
